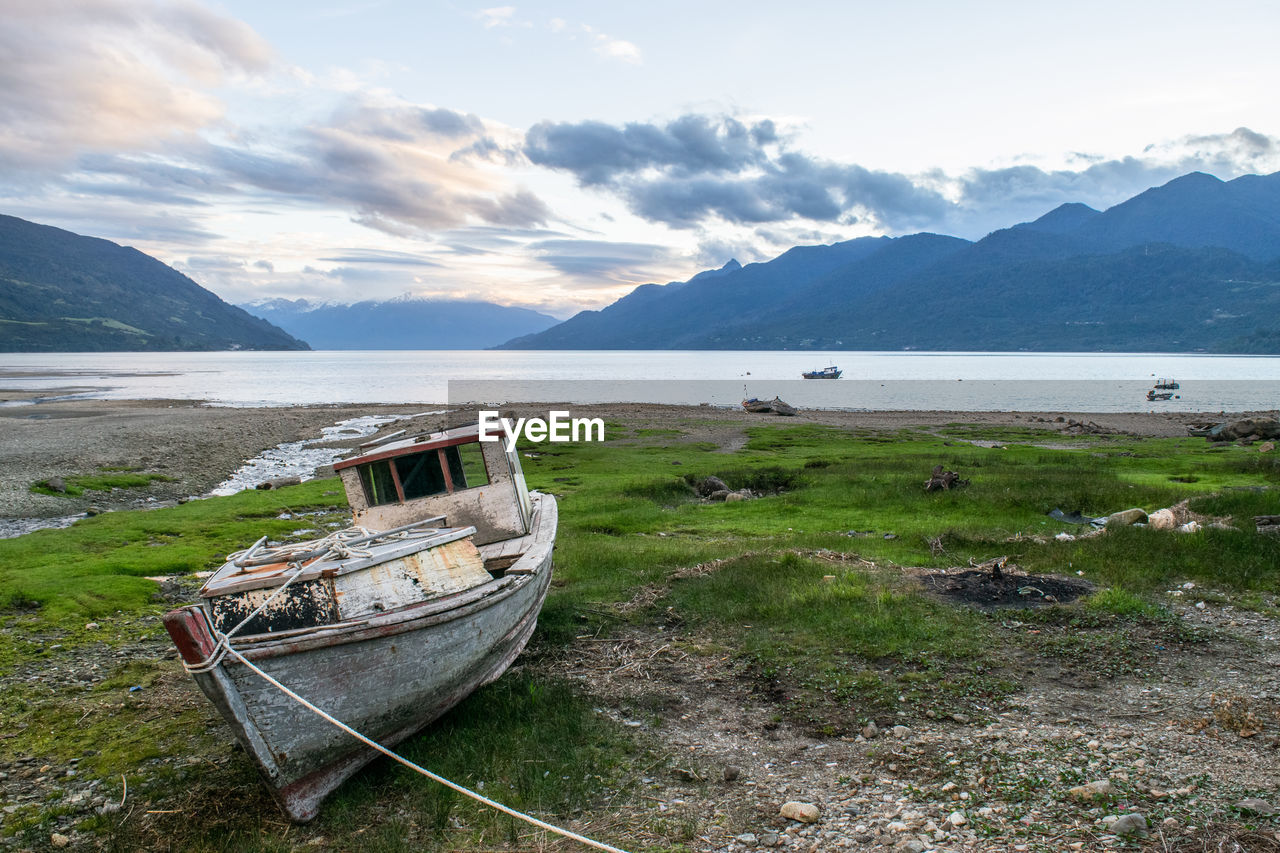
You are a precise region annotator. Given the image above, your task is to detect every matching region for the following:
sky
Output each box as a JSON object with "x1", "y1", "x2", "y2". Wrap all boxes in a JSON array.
[{"x1": 3, "y1": 0, "x2": 1280, "y2": 317}]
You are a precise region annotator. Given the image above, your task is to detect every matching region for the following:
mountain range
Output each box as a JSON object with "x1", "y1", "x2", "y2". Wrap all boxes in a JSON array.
[
  {"x1": 241, "y1": 298, "x2": 558, "y2": 350},
  {"x1": 0, "y1": 215, "x2": 306, "y2": 352},
  {"x1": 499, "y1": 171, "x2": 1280, "y2": 353}
]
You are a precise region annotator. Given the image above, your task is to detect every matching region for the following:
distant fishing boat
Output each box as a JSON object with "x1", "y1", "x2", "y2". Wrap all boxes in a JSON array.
[
  {"x1": 802, "y1": 365, "x2": 842, "y2": 379},
  {"x1": 164, "y1": 423, "x2": 555, "y2": 822},
  {"x1": 1146, "y1": 378, "x2": 1180, "y2": 402}
]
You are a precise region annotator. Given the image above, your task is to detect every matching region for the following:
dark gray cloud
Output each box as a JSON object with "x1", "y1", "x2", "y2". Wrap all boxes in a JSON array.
[
  {"x1": 525, "y1": 113, "x2": 1280, "y2": 238},
  {"x1": 525, "y1": 113, "x2": 952, "y2": 231},
  {"x1": 526, "y1": 115, "x2": 774, "y2": 185}
]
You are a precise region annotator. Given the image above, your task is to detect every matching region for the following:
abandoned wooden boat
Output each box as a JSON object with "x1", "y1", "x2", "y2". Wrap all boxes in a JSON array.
[
  {"x1": 742, "y1": 396, "x2": 774, "y2": 413},
  {"x1": 163, "y1": 424, "x2": 555, "y2": 822},
  {"x1": 769, "y1": 397, "x2": 798, "y2": 416},
  {"x1": 802, "y1": 365, "x2": 841, "y2": 379}
]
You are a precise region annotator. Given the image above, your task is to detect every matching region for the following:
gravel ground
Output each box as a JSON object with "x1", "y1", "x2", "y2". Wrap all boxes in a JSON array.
[{"x1": 535, "y1": 591, "x2": 1280, "y2": 853}]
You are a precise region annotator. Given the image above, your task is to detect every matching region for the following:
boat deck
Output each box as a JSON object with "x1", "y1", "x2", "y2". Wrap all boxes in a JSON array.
[{"x1": 478, "y1": 493, "x2": 549, "y2": 572}]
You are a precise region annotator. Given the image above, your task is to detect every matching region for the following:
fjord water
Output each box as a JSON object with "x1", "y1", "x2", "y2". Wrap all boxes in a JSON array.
[{"x1": 1, "y1": 350, "x2": 1279, "y2": 411}]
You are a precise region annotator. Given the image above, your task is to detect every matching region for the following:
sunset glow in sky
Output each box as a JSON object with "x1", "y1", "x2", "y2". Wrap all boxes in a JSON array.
[{"x1": 4, "y1": 0, "x2": 1280, "y2": 316}]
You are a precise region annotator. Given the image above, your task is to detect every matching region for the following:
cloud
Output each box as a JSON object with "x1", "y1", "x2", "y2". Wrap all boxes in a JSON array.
[
  {"x1": 592, "y1": 36, "x2": 642, "y2": 64},
  {"x1": 317, "y1": 249, "x2": 445, "y2": 267},
  {"x1": 182, "y1": 93, "x2": 550, "y2": 235},
  {"x1": 529, "y1": 239, "x2": 676, "y2": 281},
  {"x1": 0, "y1": 0, "x2": 271, "y2": 172},
  {"x1": 479, "y1": 6, "x2": 516, "y2": 28},
  {"x1": 526, "y1": 115, "x2": 773, "y2": 185},
  {"x1": 526, "y1": 114, "x2": 947, "y2": 230},
  {"x1": 525, "y1": 113, "x2": 1280, "y2": 238}
]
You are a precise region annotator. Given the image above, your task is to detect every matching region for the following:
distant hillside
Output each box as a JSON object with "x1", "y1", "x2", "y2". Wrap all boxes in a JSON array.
[
  {"x1": 0, "y1": 215, "x2": 307, "y2": 352},
  {"x1": 498, "y1": 171, "x2": 1280, "y2": 353},
  {"x1": 242, "y1": 298, "x2": 559, "y2": 350}
]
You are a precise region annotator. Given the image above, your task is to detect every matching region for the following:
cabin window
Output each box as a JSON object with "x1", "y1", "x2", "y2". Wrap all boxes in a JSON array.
[
  {"x1": 359, "y1": 460, "x2": 398, "y2": 506},
  {"x1": 444, "y1": 442, "x2": 490, "y2": 489},
  {"x1": 394, "y1": 450, "x2": 448, "y2": 500}
]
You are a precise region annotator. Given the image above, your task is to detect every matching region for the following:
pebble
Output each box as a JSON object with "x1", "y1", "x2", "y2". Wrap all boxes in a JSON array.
[
  {"x1": 723, "y1": 765, "x2": 741, "y2": 782},
  {"x1": 862, "y1": 722, "x2": 879, "y2": 739},
  {"x1": 50, "y1": 833, "x2": 70, "y2": 848},
  {"x1": 1067, "y1": 779, "x2": 1113, "y2": 800},
  {"x1": 780, "y1": 801, "x2": 820, "y2": 823},
  {"x1": 892, "y1": 725, "x2": 911, "y2": 739},
  {"x1": 1108, "y1": 812, "x2": 1148, "y2": 836},
  {"x1": 947, "y1": 810, "x2": 967, "y2": 827},
  {"x1": 1236, "y1": 797, "x2": 1277, "y2": 816}
]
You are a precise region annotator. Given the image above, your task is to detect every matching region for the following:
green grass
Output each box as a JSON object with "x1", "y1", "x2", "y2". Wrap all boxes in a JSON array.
[
  {"x1": 30, "y1": 469, "x2": 174, "y2": 497},
  {"x1": 0, "y1": 478, "x2": 346, "y2": 618}
]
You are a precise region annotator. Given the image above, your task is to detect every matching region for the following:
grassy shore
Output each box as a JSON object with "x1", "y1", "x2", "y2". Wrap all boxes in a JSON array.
[{"x1": 2, "y1": 415, "x2": 1278, "y2": 851}]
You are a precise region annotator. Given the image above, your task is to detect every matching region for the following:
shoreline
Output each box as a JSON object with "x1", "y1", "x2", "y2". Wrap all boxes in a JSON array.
[{"x1": 1, "y1": 398, "x2": 1274, "y2": 522}]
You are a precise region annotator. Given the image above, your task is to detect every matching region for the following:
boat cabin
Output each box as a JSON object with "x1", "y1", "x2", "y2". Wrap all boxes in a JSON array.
[{"x1": 333, "y1": 424, "x2": 532, "y2": 546}]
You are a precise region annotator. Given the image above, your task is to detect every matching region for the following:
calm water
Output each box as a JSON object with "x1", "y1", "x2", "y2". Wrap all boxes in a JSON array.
[{"x1": 1, "y1": 350, "x2": 1278, "y2": 411}]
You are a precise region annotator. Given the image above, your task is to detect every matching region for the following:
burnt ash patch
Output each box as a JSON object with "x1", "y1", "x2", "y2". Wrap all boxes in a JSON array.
[{"x1": 920, "y1": 569, "x2": 1093, "y2": 609}]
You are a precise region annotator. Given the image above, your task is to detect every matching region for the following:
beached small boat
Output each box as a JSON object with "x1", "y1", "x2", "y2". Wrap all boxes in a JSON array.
[
  {"x1": 742, "y1": 397, "x2": 774, "y2": 413},
  {"x1": 164, "y1": 424, "x2": 554, "y2": 822},
  {"x1": 769, "y1": 397, "x2": 798, "y2": 416},
  {"x1": 802, "y1": 366, "x2": 841, "y2": 379}
]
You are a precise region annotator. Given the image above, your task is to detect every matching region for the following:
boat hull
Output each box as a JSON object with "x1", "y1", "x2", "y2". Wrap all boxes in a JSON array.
[{"x1": 164, "y1": 495, "x2": 556, "y2": 822}]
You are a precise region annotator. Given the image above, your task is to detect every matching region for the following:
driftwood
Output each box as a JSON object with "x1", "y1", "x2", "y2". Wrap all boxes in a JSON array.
[{"x1": 924, "y1": 465, "x2": 969, "y2": 492}]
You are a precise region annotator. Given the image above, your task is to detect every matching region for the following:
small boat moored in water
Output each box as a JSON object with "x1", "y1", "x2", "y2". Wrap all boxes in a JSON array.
[
  {"x1": 1146, "y1": 378, "x2": 1180, "y2": 402},
  {"x1": 163, "y1": 423, "x2": 555, "y2": 822},
  {"x1": 802, "y1": 365, "x2": 842, "y2": 379}
]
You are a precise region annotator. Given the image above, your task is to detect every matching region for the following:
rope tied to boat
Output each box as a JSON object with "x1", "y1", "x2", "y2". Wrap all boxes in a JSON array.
[
  {"x1": 182, "y1": 557, "x2": 311, "y2": 674},
  {"x1": 222, "y1": 645, "x2": 634, "y2": 853}
]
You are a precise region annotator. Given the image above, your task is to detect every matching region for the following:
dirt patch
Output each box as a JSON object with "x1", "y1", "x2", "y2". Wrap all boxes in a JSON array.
[{"x1": 919, "y1": 567, "x2": 1094, "y2": 608}]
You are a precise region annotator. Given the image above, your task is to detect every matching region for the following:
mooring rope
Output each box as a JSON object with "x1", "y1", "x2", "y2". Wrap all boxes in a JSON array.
[{"x1": 222, "y1": 646, "x2": 633, "y2": 853}]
